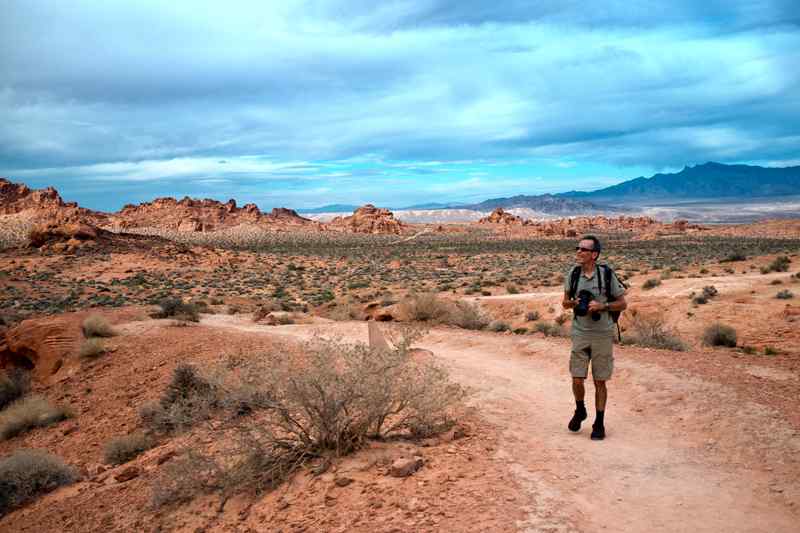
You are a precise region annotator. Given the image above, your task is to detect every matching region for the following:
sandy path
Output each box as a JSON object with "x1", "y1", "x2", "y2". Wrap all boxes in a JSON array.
[{"x1": 202, "y1": 315, "x2": 799, "y2": 532}]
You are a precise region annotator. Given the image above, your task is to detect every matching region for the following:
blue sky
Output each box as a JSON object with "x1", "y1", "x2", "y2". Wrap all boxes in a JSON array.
[{"x1": 1, "y1": 1, "x2": 798, "y2": 211}]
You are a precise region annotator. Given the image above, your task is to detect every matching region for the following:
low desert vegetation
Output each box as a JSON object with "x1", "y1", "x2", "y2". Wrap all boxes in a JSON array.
[
  {"x1": 151, "y1": 298, "x2": 200, "y2": 322},
  {"x1": 104, "y1": 432, "x2": 154, "y2": 465},
  {"x1": 761, "y1": 255, "x2": 791, "y2": 274},
  {"x1": 775, "y1": 289, "x2": 794, "y2": 299},
  {"x1": 642, "y1": 278, "x2": 661, "y2": 290},
  {"x1": 398, "y1": 293, "x2": 491, "y2": 330},
  {"x1": 81, "y1": 314, "x2": 116, "y2": 338},
  {"x1": 488, "y1": 320, "x2": 510, "y2": 332},
  {"x1": 151, "y1": 331, "x2": 465, "y2": 506},
  {"x1": 0, "y1": 395, "x2": 72, "y2": 441},
  {"x1": 702, "y1": 322, "x2": 738, "y2": 348},
  {"x1": 525, "y1": 310, "x2": 540, "y2": 321},
  {"x1": 622, "y1": 313, "x2": 687, "y2": 351},
  {"x1": 78, "y1": 338, "x2": 106, "y2": 359},
  {"x1": 534, "y1": 321, "x2": 564, "y2": 337},
  {"x1": 0, "y1": 369, "x2": 30, "y2": 411},
  {"x1": 140, "y1": 364, "x2": 219, "y2": 434},
  {"x1": 0, "y1": 449, "x2": 77, "y2": 517}
]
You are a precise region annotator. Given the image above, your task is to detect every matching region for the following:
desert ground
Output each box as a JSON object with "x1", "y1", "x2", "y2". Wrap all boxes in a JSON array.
[{"x1": 2, "y1": 185, "x2": 800, "y2": 532}]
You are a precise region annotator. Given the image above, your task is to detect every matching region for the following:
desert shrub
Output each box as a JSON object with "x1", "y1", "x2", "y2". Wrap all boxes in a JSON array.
[
  {"x1": 775, "y1": 289, "x2": 794, "y2": 299},
  {"x1": 446, "y1": 301, "x2": 490, "y2": 330},
  {"x1": 0, "y1": 395, "x2": 72, "y2": 441},
  {"x1": 399, "y1": 292, "x2": 451, "y2": 322},
  {"x1": 702, "y1": 323, "x2": 737, "y2": 348},
  {"x1": 721, "y1": 252, "x2": 746, "y2": 262},
  {"x1": 642, "y1": 278, "x2": 661, "y2": 290},
  {"x1": 702, "y1": 286, "x2": 718, "y2": 298},
  {"x1": 506, "y1": 284, "x2": 519, "y2": 294},
  {"x1": 152, "y1": 298, "x2": 199, "y2": 322},
  {"x1": 692, "y1": 295, "x2": 708, "y2": 305},
  {"x1": 512, "y1": 328, "x2": 528, "y2": 335},
  {"x1": 78, "y1": 338, "x2": 106, "y2": 359},
  {"x1": 525, "y1": 310, "x2": 540, "y2": 321},
  {"x1": 764, "y1": 346, "x2": 779, "y2": 355},
  {"x1": 140, "y1": 364, "x2": 219, "y2": 433},
  {"x1": 740, "y1": 345, "x2": 757, "y2": 355},
  {"x1": 761, "y1": 256, "x2": 791, "y2": 274},
  {"x1": 104, "y1": 432, "x2": 154, "y2": 465},
  {"x1": 152, "y1": 333, "x2": 465, "y2": 504},
  {"x1": 623, "y1": 314, "x2": 687, "y2": 351},
  {"x1": 534, "y1": 321, "x2": 563, "y2": 337},
  {"x1": 554, "y1": 313, "x2": 569, "y2": 325},
  {"x1": 329, "y1": 298, "x2": 362, "y2": 321},
  {"x1": 81, "y1": 314, "x2": 116, "y2": 338},
  {"x1": 488, "y1": 320, "x2": 510, "y2": 332},
  {"x1": 0, "y1": 369, "x2": 30, "y2": 411},
  {"x1": 0, "y1": 449, "x2": 77, "y2": 517},
  {"x1": 770, "y1": 279, "x2": 783, "y2": 285}
]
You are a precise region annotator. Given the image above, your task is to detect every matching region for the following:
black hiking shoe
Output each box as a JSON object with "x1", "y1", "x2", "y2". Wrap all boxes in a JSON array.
[
  {"x1": 590, "y1": 423, "x2": 605, "y2": 440},
  {"x1": 568, "y1": 408, "x2": 587, "y2": 432}
]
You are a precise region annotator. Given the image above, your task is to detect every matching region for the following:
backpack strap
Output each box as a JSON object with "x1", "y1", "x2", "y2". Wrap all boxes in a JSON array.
[{"x1": 568, "y1": 265, "x2": 581, "y2": 299}]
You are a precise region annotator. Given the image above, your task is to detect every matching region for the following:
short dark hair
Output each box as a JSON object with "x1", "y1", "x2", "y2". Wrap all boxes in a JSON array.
[{"x1": 580, "y1": 235, "x2": 602, "y2": 254}]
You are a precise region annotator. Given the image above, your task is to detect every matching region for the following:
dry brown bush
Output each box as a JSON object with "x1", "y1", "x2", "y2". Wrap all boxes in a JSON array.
[
  {"x1": 151, "y1": 332, "x2": 466, "y2": 505},
  {"x1": 81, "y1": 314, "x2": 116, "y2": 338},
  {"x1": 0, "y1": 395, "x2": 72, "y2": 441},
  {"x1": 78, "y1": 338, "x2": 106, "y2": 359},
  {"x1": 0, "y1": 449, "x2": 77, "y2": 517},
  {"x1": 140, "y1": 364, "x2": 219, "y2": 433},
  {"x1": 0, "y1": 369, "x2": 30, "y2": 411},
  {"x1": 447, "y1": 301, "x2": 490, "y2": 330},
  {"x1": 104, "y1": 432, "x2": 154, "y2": 465},
  {"x1": 399, "y1": 292, "x2": 451, "y2": 322},
  {"x1": 622, "y1": 313, "x2": 687, "y2": 351}
]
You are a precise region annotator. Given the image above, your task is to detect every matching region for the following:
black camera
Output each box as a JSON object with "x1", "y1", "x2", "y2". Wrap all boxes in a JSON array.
[{"x1": 574, "y1": 289, "x2": 601, "y2": 321}]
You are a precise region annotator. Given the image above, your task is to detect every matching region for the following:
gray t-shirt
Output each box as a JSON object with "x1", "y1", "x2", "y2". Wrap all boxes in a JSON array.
[{"x1": 563, "y1": 265, "x2": 626, "y2": 337}]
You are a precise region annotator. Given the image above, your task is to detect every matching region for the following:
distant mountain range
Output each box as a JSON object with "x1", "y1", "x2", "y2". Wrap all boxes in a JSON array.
[
  {"x1": 558, "y1": 162, "x2": 799, "y2": 202},
  {"x1": 299, "y1": 162, "x2": 799, "y2": 215}
]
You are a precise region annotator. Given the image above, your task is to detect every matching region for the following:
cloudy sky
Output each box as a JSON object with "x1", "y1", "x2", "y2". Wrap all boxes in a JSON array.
[{"x1": 1, "y1": 1, "x2": 798, "y2": 211}]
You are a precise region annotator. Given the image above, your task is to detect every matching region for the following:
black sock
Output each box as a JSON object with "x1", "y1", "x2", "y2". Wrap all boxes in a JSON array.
[
  {"x1": 595, "y1": 410, "x2": 605, "y2": 426},
  {"x1": 576, "y1": 400, "x2": 586, "y2": 412}
]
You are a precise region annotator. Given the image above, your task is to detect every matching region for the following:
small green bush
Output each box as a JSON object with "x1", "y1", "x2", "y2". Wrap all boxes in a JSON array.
[
  {"x1": 81, "y1": 314, "x2": 116, "y2": 338},
  {"x1": 702, "y1": 323, "x2": 737, "y2": 348},
  {"x1": 104, "y1": 432, "x2": 154, "y2": 465},
  {"x1": 0, "y1": 396, "x2": 72, "y2": 441},
  {"x1": 721, "y1": 252, "x2": 747, "y2": 262},
  {"x1": 488, "y1": 320, "x2": 510, "y2": 332},
  {"x1": 702, "y1": 286, "x2": 718, "y2": 298},
  {"x1": 140, "y1": 364, "x2": 218, "y2": 433},
  {"x1": 642, "y1": 278, "x2": 661, "y2": 290},
  {"x1": 0, "y1": 449, "x2": 77, "y2": 517},
  {"x1": 764, "y1": 346, "x2": 779, "y2": 355},
  {"x1": 534, "y1": 322, "x2": 563, "y2": 337},
  {"x1": 761, "y1": 256, "x2": 791, "y2": 274},
  {"x1": 525, "y1": 310, "x2": 540, "y2": 322},
  {"x1": 692, "y1": 295, "x2": 708, "y2": 305},
  {"x1": 775, "y1": 289, "x2": 794, "y2": 299},
  {"x1": 506, "y1": 284, "x2": 519, "y2": 294},
  {"x1": 512, "y1": 327, "x2": 528, "y2": 335},
  {"x1": 152, "y1": 298, "x2": 199, "y2": 322},
  {"x1": 0, "y1": 369, "x2": 30, "y2": 411}
]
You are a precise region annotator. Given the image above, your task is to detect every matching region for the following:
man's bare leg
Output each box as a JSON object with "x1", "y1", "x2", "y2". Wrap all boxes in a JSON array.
[{"x1": 568, "y1": 377, "x2": 588, "y2": 432}]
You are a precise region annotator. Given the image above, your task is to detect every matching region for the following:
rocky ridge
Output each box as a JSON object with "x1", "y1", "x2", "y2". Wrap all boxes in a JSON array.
[{"x1": 329, "y1": 204, "x2": 406, "y2": 234}]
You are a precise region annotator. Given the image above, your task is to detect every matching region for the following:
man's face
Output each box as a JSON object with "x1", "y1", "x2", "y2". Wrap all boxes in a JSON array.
[{"x1": 576, "y1": 239, "x2": 597, "y2": 264}]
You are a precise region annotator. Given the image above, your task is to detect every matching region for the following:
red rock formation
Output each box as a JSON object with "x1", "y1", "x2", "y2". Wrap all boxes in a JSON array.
[
  {"x1": 478, "y1": 208, "x2": 526, "y2": 225},
  {"x1": 328, "y1": 204, "x2": 405, "y2": 234},
  {"x1": 0, "y1": 317, "x2": 81, "y2": 382}
]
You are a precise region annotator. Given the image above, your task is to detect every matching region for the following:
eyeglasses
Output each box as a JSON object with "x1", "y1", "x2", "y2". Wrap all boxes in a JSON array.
[{"x1": 575, "y1": 246, "x2": 595, "y2": 253}]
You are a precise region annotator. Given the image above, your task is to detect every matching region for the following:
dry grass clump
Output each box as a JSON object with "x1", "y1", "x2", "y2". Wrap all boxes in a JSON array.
[
  {"x1": 525, "y1": 310, "x2": 540, "y2": 322},
  {"x1": 328, "y1": 298, "x2": 363, "y2": 321},
  {"x1": 761, "y1": 256, "x2": 791, "y2": 274},
  {"x1": 622, "y1": 313, "x2": 687, "y2": 351},
  {"x1": 447, "y1": 301, "x2": 490, "y2": 330},
  {"x1": 399, "y1": 292, "x2": 451, "y2": 322},
  {"x1": 78, "y1": 338, "x2": 107, "y2": 359},
  {"x1": 151, "y1": 332, "x2": 465, "y2": 505},
  {"x1": 534, "y1": 321, "x2": 564, "y2": 337},
  {"x1": 775, "y1": 289, "x2": 794, "y2": 299},
  {"x1": 140, "y1": 364, "x2": 219, "y2": 433},
  {"x1": 0, "y1": 395, "x2": 72, "y2": 441},
  {"x1": 151, "y1": 298, "x2": 200, "y2": 322},
  {"x1": 702, "y1": 322, "x2": 738, "y2": 348},
  {"x1": 0, "y1": 369, "x2": 30, "y2": 411},
  {"x1": 81, "y1": 314, "x2": 116, "y2": 338},
  {"x1": 0, "y1": 449, "x2": 77, "y2": 517},
  {"x1": 104, "y1": 432, "x2": 154, "y2": 465},
  {"x1": 642, "y1": 278, "x2": 661, "y2": 290},
  {"x1": 488, "y1": 320, "x2": 510, "y2": 332}
]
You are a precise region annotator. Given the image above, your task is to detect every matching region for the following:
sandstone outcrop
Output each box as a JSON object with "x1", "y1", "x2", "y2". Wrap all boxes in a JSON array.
[
  {"x1": 28, "y1": 221, "x2": 109, "y2": 251},
  {"x1": 108, "y1": 197, "x2": 314, "y2": 232},
  {"x1": 0, "y1": 316, "x2": 81, "y2": 382},
  {"x1": 477, "y1": 208, "x2": 526, "y2": 225},
  {"x1": 0, "y1": 177, "x2": 106, "y2": 226},
  {"x1": 328, "y1": 204, "x2": 405, "y2": 234}
]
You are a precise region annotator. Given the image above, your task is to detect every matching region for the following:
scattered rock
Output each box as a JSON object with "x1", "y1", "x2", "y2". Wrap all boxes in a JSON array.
[
  {"x1": 114, "y1": 466, "x2": 141, "y2": 482},
  {"x1": 334, "y1": 476, "x2": 354, "y2": 487},
  {"x1": 389, "y1": 457, "x2": 424, "y2": 478}
]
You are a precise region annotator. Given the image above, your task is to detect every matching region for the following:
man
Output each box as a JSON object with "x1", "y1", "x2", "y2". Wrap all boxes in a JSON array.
[{"x1": 562, "y1": 235, "x2": 627, "y2": 440}]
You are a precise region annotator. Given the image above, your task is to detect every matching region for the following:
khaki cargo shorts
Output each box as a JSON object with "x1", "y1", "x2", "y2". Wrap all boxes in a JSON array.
[{"x1": 570, "y1": 336, "x2": 614, "y2": 380}]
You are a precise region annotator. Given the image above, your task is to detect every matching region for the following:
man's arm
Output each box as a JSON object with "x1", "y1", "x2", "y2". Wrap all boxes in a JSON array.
[{"x1": 588, "y1": 294, "x2": 627, "y2": 313}]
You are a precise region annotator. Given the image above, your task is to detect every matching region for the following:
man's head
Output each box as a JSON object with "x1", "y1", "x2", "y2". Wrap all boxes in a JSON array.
[{"x1": 576, "y1": 235, "x2": 601, "y2": 265}]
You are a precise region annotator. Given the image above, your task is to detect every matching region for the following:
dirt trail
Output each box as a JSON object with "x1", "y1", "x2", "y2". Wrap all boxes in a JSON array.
[{"x1": 203, "y1": 315, "x2": 800, "y2": 532}]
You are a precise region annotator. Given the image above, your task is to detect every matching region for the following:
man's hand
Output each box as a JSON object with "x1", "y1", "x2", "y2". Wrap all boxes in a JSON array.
[
  {"x1": 562, "y1": 298, "x2": 577, "y2": 309},
  {"x1": 588, "y1": 300, "x2": 606, "y2": 313}
]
